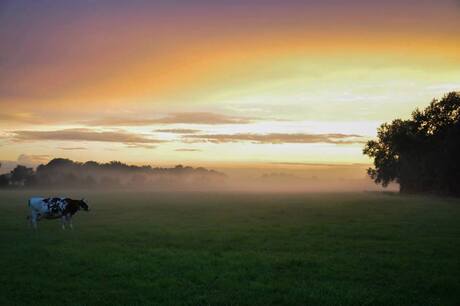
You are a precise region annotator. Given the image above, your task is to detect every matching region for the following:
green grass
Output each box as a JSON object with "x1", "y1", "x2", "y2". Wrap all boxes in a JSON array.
[{"x1": 1, "y1": 191, "x2": 460, "y2": 305}]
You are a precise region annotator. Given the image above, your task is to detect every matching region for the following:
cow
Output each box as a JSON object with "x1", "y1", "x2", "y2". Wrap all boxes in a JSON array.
[{"x1": 28, "y1": 197, "x2": 89, "y2": 230}]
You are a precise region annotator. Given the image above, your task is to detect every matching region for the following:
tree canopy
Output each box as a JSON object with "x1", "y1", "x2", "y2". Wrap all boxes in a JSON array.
[
  {"x1": 0, "y1": 158, "x2": 225, "y2": 189},
  {"x1": 364, "y1": 92, "x2": 460, "y2": 196}
]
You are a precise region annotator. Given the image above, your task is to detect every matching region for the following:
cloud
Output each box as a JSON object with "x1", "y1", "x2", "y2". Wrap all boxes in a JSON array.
[
  {"x1": 0, "y1": 111, "x2": 91, "y2": 126},
  {"x1": 155, "y1": 128, "x2": 201, "y2": 134},
  {"x1": 58, "y1": 147, "x2": 87, "y2": 151},
  {"x1": 175, "y1": 148, "x2": 201, "y2": 152},
  {"x1": 82, "y1": 117, "x2": 165, "y2": 126},
  {"x1": 84, "y1": 112, "x2": 253, "y2": 126},
  {"x1": 12, "y1": 128, "x2": 164, "y2": 146},
  {"x1": 17, "y1": 154, "x2": 50, "y2": 165},
  {"x1": 0, "y1": 113, "x2": 46, "y2": 124},
  {"x1": 1, "y1": 111, "x2": 254, "y2": 127},
  {"x1": 125, "y1": 144, "x2": 157, "y2": 149},
  {"x1": 153, "y1": 113, "x2": 254, "y2": 124},
  {"x1": 183, "y1": 133, "x2": 366, "y2": 144}
]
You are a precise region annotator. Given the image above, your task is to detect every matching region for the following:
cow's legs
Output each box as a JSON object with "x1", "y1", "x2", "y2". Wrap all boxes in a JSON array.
[
  {"x1": 30, "y1": 211, "x2": 38, "y2": 230},
  {"x1": 66, "y1": 214, "x2": 73, "y2": 230},
  {"x1": 61, "y1": 216, "x2": 66, "y2": 230}
]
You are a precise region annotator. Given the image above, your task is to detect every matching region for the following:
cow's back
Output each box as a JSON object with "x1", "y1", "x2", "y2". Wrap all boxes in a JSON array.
[{"x1": 29, "y1": 197, "x2": 46, "y2": 211}]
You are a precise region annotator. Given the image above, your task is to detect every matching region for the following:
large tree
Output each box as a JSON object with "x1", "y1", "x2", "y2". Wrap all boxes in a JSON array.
[{"x1": 364, "y1": 92, "x2": 460, "y2": 195}]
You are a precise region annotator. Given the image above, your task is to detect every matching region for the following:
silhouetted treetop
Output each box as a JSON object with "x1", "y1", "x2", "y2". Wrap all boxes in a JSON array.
[
  {"x1": 0, "y1": 158, "x2": 225, "y2": 189},
  {"x1": 364, "y1": 92, "x2": 460, "y2": 195}
]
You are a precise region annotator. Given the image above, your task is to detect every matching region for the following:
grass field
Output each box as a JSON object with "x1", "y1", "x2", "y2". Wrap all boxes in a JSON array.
[{"x1": 1, "y1": 191, "x2": 460, "y2": 305}]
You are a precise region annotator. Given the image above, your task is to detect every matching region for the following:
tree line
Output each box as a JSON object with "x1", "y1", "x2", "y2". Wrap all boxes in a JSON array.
[
  {"x1": 0, "y1": 158, "x2": 226, "y2": 189},
  {"x1": 364, "y1": 92, "x2": 460, "y2": 196}
]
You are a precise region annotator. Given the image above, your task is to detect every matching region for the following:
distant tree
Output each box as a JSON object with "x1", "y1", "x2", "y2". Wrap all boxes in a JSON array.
[
  {"x1": 0, "y1": 174, "x2": 9, "y2": 187},
  {"x1": 83, "y1": 161, "x2": 100, "y2": 168},
  {"x1": 10, "y1": 165, "x2": 35, "y2": 186},
  {"x1": 2, "y1": 157, "x2": 225, "y2": 189},
  {"x1": 364, "y1": 92, "x2": 460, "y2": 195},
  {"x1": 44, "y1": 158, "x2": 77, "y2": 169}
]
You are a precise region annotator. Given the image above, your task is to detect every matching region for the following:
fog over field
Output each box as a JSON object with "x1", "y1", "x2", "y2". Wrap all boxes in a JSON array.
[
  {"x1": 214, "y1": 163, "x2": 397, "y2": 192},
  {"x1": 0, "y1": 156, "x2": 396, "y2": 193}
]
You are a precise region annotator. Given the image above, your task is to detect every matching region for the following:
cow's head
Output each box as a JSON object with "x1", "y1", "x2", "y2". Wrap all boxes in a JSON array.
[{"x1": 80, "y1": 199, "x2": 89, "y2": 211}]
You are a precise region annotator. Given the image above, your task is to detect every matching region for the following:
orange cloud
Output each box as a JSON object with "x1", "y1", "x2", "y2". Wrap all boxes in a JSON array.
[
  {"x1": 183, "y1": 133, "x2": 365, "y2": 144},
  {"x1": 0, "y1": 113, "x2": 47, "y2": 125},
  {"x1": 155, "y1": 129, "x2": 202, "y2": 134},
  {"x1": 175, "y1": 148, "x2": 201, "y2": 152},
  {"x1": 84, "y1": 113, "x2": 253, "y2": 126},
  {"x1": 12, "y1": 128, "x2": 163, "y2": 146},
  {"x1": 58, "y1": 147, "x2": 87, "y2": 151}
]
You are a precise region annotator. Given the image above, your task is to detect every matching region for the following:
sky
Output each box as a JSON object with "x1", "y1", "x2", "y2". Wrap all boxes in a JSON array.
[{"x1": 1, "y1": 0, "x2": 460, "y2": 170}]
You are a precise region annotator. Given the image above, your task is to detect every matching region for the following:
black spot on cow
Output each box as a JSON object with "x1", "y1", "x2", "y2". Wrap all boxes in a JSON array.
[{"x1": 43, "y1": 197, "x2": 62, "y2": 216}]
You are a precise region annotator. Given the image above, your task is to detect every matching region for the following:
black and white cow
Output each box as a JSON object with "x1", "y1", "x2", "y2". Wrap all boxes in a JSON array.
[{"x1": 28, "y1": 197, "x2": 89, "y2": 230}]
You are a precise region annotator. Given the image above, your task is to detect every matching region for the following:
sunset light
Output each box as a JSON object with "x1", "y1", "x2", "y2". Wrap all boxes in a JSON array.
[{"x1": 1, "y1": 0, "x2": 459, "y2": 169}]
